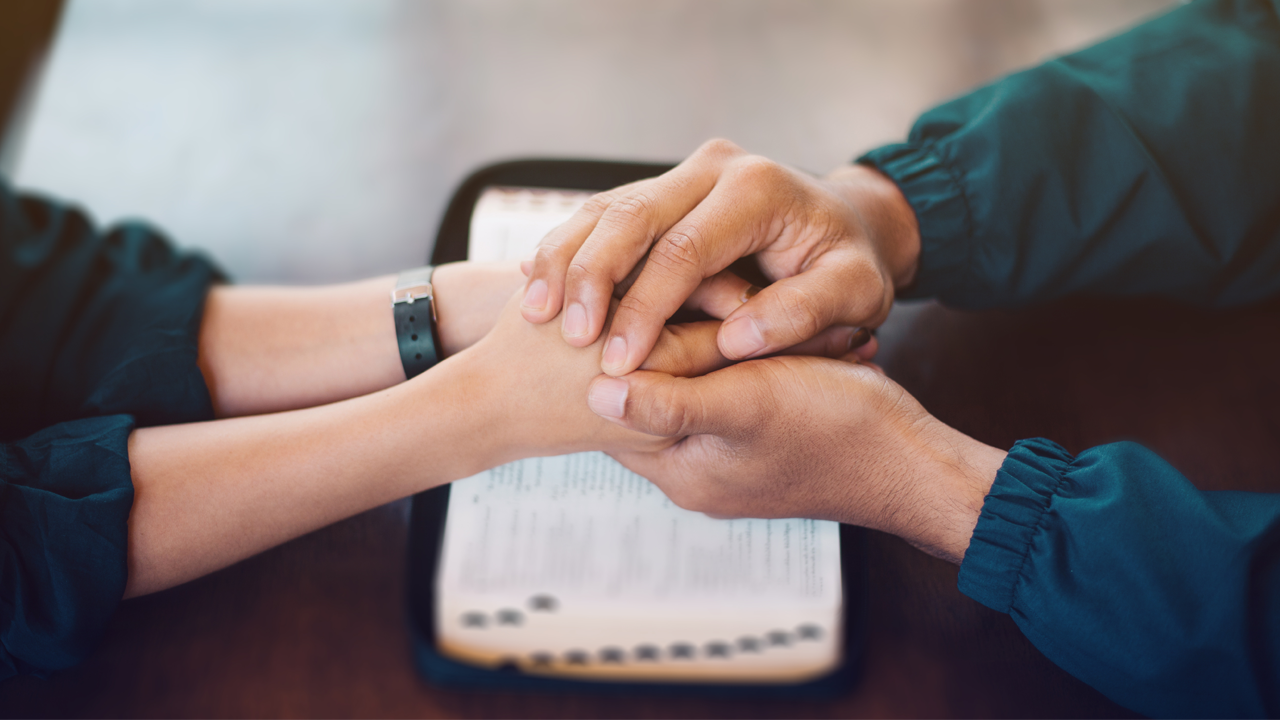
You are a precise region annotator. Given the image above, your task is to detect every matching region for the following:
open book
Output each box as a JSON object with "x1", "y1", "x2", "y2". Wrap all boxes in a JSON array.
[{"x1": 433, "y1": 186, "x2": 844, "y2": 683}]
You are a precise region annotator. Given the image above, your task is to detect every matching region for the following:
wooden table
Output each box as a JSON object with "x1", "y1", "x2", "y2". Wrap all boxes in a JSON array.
[{"x1": 6, "y1": 291, "x2": 1276, "y2": 717}]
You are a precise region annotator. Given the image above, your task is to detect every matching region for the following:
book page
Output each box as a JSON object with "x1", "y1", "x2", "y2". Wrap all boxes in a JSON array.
[
  {"x1": 436, "y1": 453, "x2": 843, "y2": 683},
  {"x1": 468, "y1": 186, "x2": 592, "y2": 262}
]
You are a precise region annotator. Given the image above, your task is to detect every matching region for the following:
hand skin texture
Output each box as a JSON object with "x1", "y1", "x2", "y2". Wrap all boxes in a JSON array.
[
  {"x1": 519, "y1": 138, "x2": 920, "y2": 377},
  {"x1": 588, "y1": 357, "x2": 1008, "y2": 565},
  {"x1": 128, "y1": 278, "x2": 743, "y2": 598}
]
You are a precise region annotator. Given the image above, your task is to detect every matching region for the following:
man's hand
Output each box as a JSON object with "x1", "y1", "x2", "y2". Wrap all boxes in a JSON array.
[
  {"x1": 519, "y1": 139, "x2": 920, "y2": 376},
  {"x1": 586, "y1": 356, "x2": 1007, "y2": 564}
]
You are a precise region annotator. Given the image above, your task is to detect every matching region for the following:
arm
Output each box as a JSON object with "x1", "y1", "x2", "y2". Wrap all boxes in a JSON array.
[
  {"x1": 128, "y1": 287, "x2": 854, "y2": 597},
  {"x1": 595, "y1": 361, "x2": 1280, "y2": 717},
  {"x1": 196, "y1": 261, "x2": 524, "y2": 417},
  {"x1": 0, "y1": 176, "x2": 524, "y2": 425},
  {"x1": 0, "y1": 289, "x2": 739, "y2": 678},
  {"x1": 859, "y1": 0, "x2": 1280, "y2": 308}
]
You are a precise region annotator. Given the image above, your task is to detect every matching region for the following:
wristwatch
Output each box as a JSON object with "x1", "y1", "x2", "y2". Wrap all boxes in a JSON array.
[{"x1": 392, "y1": 265, "x2": 442, "y2": 379}]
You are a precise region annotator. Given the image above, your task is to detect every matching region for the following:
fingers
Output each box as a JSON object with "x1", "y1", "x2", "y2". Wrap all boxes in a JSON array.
[
  {"x1": 779, "y1": 325, "x2": 869, "y2": 360},
  {"x1": 639, "y1": 321, "x2": 732, "y2": 378},
  {"x1": 718, "y1": 247, "x2": 890, "y2": 360},
  {"x1": 560, "y1": 169, "x2": 730, "y2": 349},
  {"x1": 521, "y1": 140, "x2": 747, "y2": 348},
  {"x1": 852, "y1": 334, "x2": 879, "y2": 362},
  {"x1": 598, "y1": 177, "x2": 779, "y2": 376},
  {"x1": 683, "y1": 270, "x2": 876, "y2": 362},
  {"x1": 682, "y1": 269, "x2": 755, "y2": 320},
  {"x1": 587, "y1": 368, "x2": 744, "y2": 438},
  {"x1": 519, "y1": 181, "x2": 641, "y2": 326}
]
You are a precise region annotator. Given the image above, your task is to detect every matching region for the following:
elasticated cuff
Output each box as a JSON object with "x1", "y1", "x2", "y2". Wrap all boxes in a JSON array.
[
  {"x1": 0, "y1": 415, "x2": 136, "y2": 679},
  {"x1": 855, "y1": 143, "x2": 973, "y2": 301},
  {"x1": 957, "y1": 437, "x2": 1074, "y2": 613}
]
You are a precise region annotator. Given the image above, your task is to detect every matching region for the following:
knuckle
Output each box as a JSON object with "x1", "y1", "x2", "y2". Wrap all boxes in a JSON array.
[
  {"x1": 844, "y1": 258, "x2": 891, "y2": 321},
  {"x1": 533, "y1": 242, "x2": 567, "y2": 265},
  {"x1": 582, "y1": 190, "x2": 618, "y2": 216},
  {"x1": 731, "y1": 154, "x2": 787, "y2": 188},
  {"x1": 615, "y1": 290, "x2": 659, "y2": 320},
  {"x1": 697, "y1": 138, "x2": 744, "y2": 161},
  {"x1": 603, "y1": 191, "x2": 659, "y2": 230},
  {"x1": 642, "y1": 381, "x2": 690, "y2": 437},
  {"x1": 646, "y1": 328, "x2": 696, "y2": 376},
  {"x1": 564, "y1": 259, "x2": 603, "y2": 292},
  {"x1": 649, "y1": 226, "x2": 705, "y2": 275},
  {"x1": 773, "y1": 286, "x2": 826, "y2": 340}
]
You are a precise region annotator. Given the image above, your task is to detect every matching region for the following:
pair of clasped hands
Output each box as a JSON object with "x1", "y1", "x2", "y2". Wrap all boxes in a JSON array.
[{"x1": 466, "y1": 140, "x2": 1006, "y2": 564}]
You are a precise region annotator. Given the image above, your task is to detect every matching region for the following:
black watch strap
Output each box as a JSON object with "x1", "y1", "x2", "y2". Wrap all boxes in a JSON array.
[{"x1": 392, "y1": 265, "x2": 441, "y2": 379}]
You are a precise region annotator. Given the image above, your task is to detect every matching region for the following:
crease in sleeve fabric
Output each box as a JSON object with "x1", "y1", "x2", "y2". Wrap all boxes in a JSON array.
[
  {"x1": 962, "y1": 440, "x2": 1280, "y2": 718},
  {"x1": 0, "y1": 178, "x2": 224, "y2": 679},
  {"x1": 859, "y1": 0, "x2": 1280, "y2": 310}
]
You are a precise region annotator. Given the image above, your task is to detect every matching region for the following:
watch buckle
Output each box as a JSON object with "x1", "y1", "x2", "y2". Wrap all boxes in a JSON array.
[{"x1": 391, "y1": 283, "x2": 433, "y2": 305}]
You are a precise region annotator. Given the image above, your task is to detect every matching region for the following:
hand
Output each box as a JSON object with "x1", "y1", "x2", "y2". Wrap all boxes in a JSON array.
[
  {"x1": 432, "y1": 261, "x2": 527, "y2": 356},
  {"x1": 451, "y1": 288, "x2": 736, "y2": 462},
  {"x1": 519, "y1": 139, "x2": 920, "y2": 376},
  {"x1": 585, "y1": 356, "x2": 1007, "y2": 564}
]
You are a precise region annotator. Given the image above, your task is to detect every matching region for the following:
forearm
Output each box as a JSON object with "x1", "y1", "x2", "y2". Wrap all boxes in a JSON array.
[
  {"x1": 859, "y1": 0, "x2": 1280, "y2": 309},
  {"x1": 125, "y1": 354, "x2": 498, "y2": 597},
  {"x1": 197, "y1": 262, "x2": 524, "y2": 417},
  {"x1": 197, "y1": 275, "x2": 401, "y2": 417},
  {"x1": 878, "y1": 417, "x2": 1005, "y2": 565}
]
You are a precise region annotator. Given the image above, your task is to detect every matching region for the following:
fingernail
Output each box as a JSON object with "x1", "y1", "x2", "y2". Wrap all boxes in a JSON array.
[
  {"x1": 848, "y1": 327, "x2": 871, "y2": 350},
  {"x1": 588, "y1": 377, "x2": 628, "y2": 419},
  {"x1": 563, "y1": 303, "x2": 588, "y2": 337},
  {"x1": 520, "y1": 259, "x2": 533, "y2": 276},
  {"x1": 740, "y1": 285, "x2": 762, "y2": 304},
  {"x1": 720, "y1": 315, "x2": 766, "y2": 358},
  {"x1": 522, "y1": 279, "x2": 548, "y2": 311},
  {"x1": 602, "y1": 335, "x2": 628, "y2": 372}
]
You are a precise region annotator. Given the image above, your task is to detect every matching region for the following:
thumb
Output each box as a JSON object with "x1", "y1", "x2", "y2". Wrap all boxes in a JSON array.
[
  {"x1": 586, "y1": 368, "x2": 743, "y2": 438},
  {"x1": 718, "y1": 248, "x2": 890, "y2": 359}
]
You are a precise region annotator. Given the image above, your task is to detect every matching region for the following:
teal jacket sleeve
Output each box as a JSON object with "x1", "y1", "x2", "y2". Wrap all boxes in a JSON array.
[
  {"x1": 961, "y1": 439, "x2": 1280, "y2": 717},
  {"x1": 858, "y1": 2, "x2": 1280, "y2": 716},
  {"x1": 0, "y1": 179, "x2": 222, "y2": 679},
  {"x1": 858, "y1": 0, "x2": 1280, "y2": 309}
]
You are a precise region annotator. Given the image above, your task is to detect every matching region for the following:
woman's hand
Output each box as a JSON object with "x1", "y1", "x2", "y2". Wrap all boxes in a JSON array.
[
  {"x1": 450, "y1": 288, "x2": 738, "y2": 463},
  {"x1": 432, "y1": 261, "x2": 527, "y2": 356},
  {"x1": 519, "y1": 139, "x2": 920, "y2": 376},
  {"x1": 588, "y1": 356, "x2": 1007, "y2": 564}
]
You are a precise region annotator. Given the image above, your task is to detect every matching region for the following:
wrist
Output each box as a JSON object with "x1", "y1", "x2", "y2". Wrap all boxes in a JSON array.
[
  {"x1": 431, "y1": 262, "x2": 525, "y2": 356},
  {"x1": 823, "y1": 163, "x2": 921, "y2": 291},
  {"x1": 893, "y1": 419, "x2": 1005, "y2": 565},
  {"x1": 400, "y1": 350, "x2": 514, "y2": 481}
]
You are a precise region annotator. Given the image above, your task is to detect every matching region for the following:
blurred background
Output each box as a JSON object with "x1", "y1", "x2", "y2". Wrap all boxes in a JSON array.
[{"x1": 3, "y1": 0, "x2": 1175, "y2": 285}]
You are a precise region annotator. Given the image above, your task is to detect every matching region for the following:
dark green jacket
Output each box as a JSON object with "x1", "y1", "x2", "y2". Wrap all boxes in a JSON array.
[
  {"x1": 860, "y1": 0, "x2": 1280, "y2": 716},
  {"x1": 0, "y1": 184, "x2": 221, "y2": 679}
]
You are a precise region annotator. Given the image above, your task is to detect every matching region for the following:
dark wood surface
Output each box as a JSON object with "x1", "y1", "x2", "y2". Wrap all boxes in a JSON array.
[{"x1": 6, "y1": 294, "x2": 1278, "y2": 718}]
